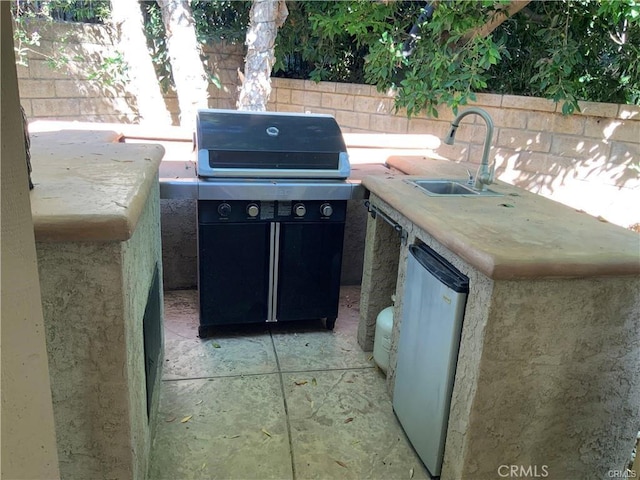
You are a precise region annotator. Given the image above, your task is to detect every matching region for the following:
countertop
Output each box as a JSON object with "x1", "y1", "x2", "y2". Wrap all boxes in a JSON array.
[
  {"x1": 362, "y1": 155, "x2": 640, "y2": 279},
  {"x1": 29, "y1": 122, "x2": 165, "y2": 242}
]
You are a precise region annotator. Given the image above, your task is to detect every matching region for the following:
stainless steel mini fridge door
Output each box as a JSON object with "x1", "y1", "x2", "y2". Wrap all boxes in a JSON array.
[{"x1": 392, "y1": 244, "x2": 469, "y2": 477}]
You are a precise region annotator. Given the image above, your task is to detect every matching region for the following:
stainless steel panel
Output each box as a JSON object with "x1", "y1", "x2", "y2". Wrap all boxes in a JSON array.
[
  {"x1": 393, "y1": 246, "x2": 468, "y2": 477},
  {"x1": 196, "y1": 152, "x2": 350, "y2": 179},
  {"x1": 159, "y1": 178, "x2": 198, "y2": 199},
  {"x1": 196, "y1": 179, "x2": 357, "y2": 201},
  {"x1": 160, "y1": 178, "x2": 365, "y2": 201}
]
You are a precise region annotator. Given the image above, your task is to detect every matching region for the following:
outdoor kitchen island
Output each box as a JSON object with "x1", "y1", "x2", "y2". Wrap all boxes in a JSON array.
[
  {"x1": 29, "y1": 123, "x2": 165, "y2": 480},
  {"x1": 359, "y1": 156, "x2": 640, "y2": 479}
]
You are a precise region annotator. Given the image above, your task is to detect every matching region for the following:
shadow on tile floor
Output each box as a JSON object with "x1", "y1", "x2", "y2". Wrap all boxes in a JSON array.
[{"x1": 149, "y1": 286, "x2": 431, "y2": 480}]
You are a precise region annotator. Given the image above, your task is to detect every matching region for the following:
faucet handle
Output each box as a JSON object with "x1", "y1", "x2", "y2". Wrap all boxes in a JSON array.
[{"x1": 466, "y1": 168, "x2": 474, "y2": 185}]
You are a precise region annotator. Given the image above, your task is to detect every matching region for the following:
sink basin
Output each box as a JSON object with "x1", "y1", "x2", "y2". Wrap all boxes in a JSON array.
[{"x1": 407, "y1": 179, "x2": 503, "y2": 197}]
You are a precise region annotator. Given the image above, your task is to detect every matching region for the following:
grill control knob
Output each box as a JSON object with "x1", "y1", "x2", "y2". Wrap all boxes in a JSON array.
[
  {"x1": 294, "y1": 203, "x2": 306, "y2": 217},
  {"x1": 218, "y1": 203, "x2": 231, "y2": 217},
  {"x1": 246, "y1": 203, "x2": 259, "y2": 217},
  {"x1": 320, "y1": 203, "x2": 333, "y2": 217}
]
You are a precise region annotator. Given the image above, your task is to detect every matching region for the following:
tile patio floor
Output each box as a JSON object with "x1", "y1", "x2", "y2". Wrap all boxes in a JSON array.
[{"x1": 148, "y1": 286, "x2": 431, "y2": 480}]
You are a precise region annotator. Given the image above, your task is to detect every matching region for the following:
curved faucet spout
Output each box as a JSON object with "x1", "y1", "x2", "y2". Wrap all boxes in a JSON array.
[{"x1": 444, "y1": 107, "x2": 495, "y2": 191}]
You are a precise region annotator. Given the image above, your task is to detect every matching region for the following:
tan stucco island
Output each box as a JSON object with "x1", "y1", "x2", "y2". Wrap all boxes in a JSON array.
[
  {"x1": 29, "y1": 122, "x2": 165, "y2": 480},
  {"x1": 359, "y1": 156, "x2": 640, "y2": 480}
]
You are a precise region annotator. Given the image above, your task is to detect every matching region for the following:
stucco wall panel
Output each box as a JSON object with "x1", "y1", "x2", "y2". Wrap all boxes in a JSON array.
[{"x1": 36, "y1": 183, "x2": 162, "y2": 479}]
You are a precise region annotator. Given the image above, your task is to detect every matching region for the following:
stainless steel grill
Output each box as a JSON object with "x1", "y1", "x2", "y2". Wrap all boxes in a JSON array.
[
  {"x1": 191, "y1": 109, "x2": 357, "y2": 336},
  {"x1": 195, "y1": 109, "x2": 350, "y2": 179}
]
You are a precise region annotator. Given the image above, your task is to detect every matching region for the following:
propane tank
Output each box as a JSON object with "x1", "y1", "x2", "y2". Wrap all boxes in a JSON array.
[{"x1": 373, "y1": 296, "x2": 395, "y2": 374}]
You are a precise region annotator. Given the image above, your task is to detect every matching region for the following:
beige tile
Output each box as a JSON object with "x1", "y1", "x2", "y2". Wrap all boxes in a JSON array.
[
  {"x1": 149, "y1": 375, "x2": 292, "y2": 480},
  {"x1": 163, "y1": 290, "x2": 278, "y2": 379},
  {"x1": 284, "y1": 369, "x2": 430, "y2": 480},
  {"x1": 271, "y1": 288, "x2": 375, "y2": 372}
]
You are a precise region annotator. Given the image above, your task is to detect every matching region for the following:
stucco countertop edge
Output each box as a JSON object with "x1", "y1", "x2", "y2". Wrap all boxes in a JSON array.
[
  {"x1": 362, "y1": 155, "x2": 640, "y2": 280},
  {"x1": 29, "y1": 124, "x2": 164, "y2": 243}
]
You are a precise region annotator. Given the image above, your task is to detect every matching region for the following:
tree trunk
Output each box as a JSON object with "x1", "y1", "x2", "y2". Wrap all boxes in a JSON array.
[
  {"x1": 110, "y1": 0, "x2": 172, "y2": 126},
  {"x1": 157, "y1": 0, "x2": 209, "y2": 129},
  {"x1": 237, "y1": 0, "x2": 288, "y2": 111}
]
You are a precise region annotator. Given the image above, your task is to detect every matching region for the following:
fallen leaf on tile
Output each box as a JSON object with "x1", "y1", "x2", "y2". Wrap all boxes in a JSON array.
[
  {"x1": 311, "y1": 401, "x2": 314, "y2": 410},
  {"x1": 335, "y1": 460, "x2": 348, "y2": 468},
  {"x1": 114, "y1": 201, "x2": 128, "y2": 209},
  {"x1": 165, "y1": 416, "x2": 176, "y2": 423},
  {"x1": 212, "y1": 342, "x2": 221, "y2": 348},
  {"x1": 261, "y1": 428, "x2": 272, "y2": 437},
  {"x1": 294, "y1": 380, "x2": 308, "y2": 386},
  {"x1": 229, "y1": 434, "x2": 240, "y2": 439},
  {"x1": 201, "y1": 463, "x2": 206, "y2": 470},
  {"x1": 344, "y1": 417, "x2": 354, "y2": 424},
  {"x1": 180, "y1": 415, "x2": 193, "y2": 423},
  {"x1": 345, "y1": 379, "x2": 354, "y2": 383},
  {"x1": 409, "y1": 467, "x2": 414, "y2": 478},
  {"x1": 341, "y1": 347, "x2": 352, "y2": 352},
  {"x1": 367, "y1": 355, "x2": 374, "y2": 362},
  {"x1": 351, "y1": 440, "x2": 360, "y2": 446},
  {"x1": 195, "y1": 400, "x2": 203, "y2": 405},
  {"x1": 311, "y1": 377, "x2": 317, "y2": 386}
]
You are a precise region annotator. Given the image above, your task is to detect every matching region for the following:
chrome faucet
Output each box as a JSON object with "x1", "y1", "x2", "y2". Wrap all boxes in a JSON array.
[{"x1": 444, "y1": 107, "x2": 495, "y2": 191}]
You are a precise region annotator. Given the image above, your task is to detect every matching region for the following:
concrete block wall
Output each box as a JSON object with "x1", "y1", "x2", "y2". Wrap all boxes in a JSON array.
[
  {"x1": 16, "y1": 19, "x2": 244, "y2": 123},
  {"x1": 270, "y1": 78, "x2": 640, "y2": 229}
]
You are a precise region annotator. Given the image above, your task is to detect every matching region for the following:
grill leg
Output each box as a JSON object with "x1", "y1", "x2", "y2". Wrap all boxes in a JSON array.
[
  {"x1": 198, "y1": 325, "x2": 214, "y2": 338},
  {"x1": 325, "y1": 317, "x2": 336, "y2": 331}
]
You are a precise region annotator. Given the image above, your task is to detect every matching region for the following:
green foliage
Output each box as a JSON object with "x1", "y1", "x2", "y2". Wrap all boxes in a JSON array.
[
  {"x1": 12, "y1": 1, "x2": 128, "y2": 91},
  {"x1": 86, "y1": 51, "x2": 128, "y2": 88},
  {"x1": 11, "y1": 0, "x2": 640, "y2": 116},
  {"x1": 273, "y1": 0, "x2": 513, "y2": 116},
  {"x1": 141, "y1": 1, "x2": 246, "y2": 93},
  {"x1": 12, "y1": 0, "x2": 110, "y2": 23},
  {"x1": 366, "y1": 1, "x2": 510, "y2": 117},
  {"x1": 274, "y1": 0, "x2": 640, "y2": 116},
  {"x1": 274, "y1": 0, "x2": 413, "y2": 84},
  {"x1": 141, "y1": 1, "x2": 173, "y2": 93},
  {"x1": 191, "y1": 0, "x2": 250, "y2": 44},
  {"x1": 490, "y1": 0, "x2": 640, "y2": 113}
]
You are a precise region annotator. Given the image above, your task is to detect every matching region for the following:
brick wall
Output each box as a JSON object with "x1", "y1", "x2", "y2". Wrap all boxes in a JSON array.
[{"x1": 15, "y1": 20, "x2": 639, "y2": 228}]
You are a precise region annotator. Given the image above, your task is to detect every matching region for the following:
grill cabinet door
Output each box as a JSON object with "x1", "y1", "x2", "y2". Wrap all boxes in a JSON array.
[
  {"x1": 198, "y1": 222, "x2": 270, "y2": 326},
  {"x1": 276, "y1": 221, "x2": 345, "y2": 321}
]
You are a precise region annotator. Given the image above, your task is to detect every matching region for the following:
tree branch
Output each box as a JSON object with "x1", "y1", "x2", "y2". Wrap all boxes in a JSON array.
[{"x1": 463, "y1": 0, "x2": 531, "y2": 41}]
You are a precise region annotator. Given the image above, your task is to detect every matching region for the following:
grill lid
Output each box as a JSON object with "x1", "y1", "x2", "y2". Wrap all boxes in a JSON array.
[{"x1": 195, "y1": 109, "x2": 350, "y2": 179}]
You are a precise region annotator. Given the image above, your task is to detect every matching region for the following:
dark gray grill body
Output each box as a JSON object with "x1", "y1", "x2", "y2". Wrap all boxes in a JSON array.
[
  {"x1": 195, "y1": 109, "x2": 350, "y2": 179},
  {"x1": 194, "y1": 109, "x2": 353, "y2": 336}
]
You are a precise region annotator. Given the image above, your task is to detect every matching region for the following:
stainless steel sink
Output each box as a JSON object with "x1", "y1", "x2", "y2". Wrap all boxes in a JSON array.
[{"x1": 407, "y1": 179, "x2": 503, "y2": 197}]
